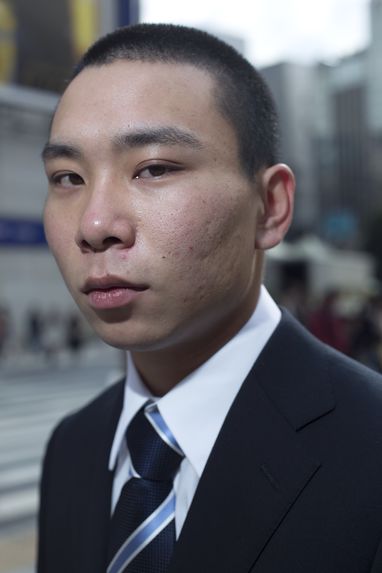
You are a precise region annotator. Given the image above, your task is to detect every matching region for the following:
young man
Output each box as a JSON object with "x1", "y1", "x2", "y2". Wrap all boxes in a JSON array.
[{"x1": 38, "y1": 24, "x2": 382, "y2": 573}]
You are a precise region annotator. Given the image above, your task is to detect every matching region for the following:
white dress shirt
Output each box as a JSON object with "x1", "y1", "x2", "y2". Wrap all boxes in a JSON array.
[{"x1": 108, "y1": 286, "x2": 281, "y2": 537}]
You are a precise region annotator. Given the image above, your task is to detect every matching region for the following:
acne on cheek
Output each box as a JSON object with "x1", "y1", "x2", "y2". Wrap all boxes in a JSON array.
[
  {"x1": 157, "y1": 193, "x2": 246, "y2": 261},
  {"x1": 165, "y1": 219, "x2": 235, "y2": 263},
  {"x1": 179, "y1": 276, "x2": 211, "y2": 305}
]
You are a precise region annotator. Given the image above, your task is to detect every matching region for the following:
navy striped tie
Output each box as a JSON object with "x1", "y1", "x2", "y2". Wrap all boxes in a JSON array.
[{"x1": 107, "y1": 403, "x2": 184, "y2": 573}]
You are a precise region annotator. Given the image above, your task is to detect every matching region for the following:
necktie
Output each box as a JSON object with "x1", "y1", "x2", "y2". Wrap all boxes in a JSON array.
[{"x1": 107, "y1": 403, "x2": 184, "y2": 573}]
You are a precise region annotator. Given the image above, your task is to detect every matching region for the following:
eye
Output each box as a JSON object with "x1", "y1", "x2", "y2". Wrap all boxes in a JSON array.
[
  {"x1": 134, "y1": 163, "x2": 181, "y2": 179},
  {"x1": 50, "y1": 172, "x2": 84, "y2": 188}
]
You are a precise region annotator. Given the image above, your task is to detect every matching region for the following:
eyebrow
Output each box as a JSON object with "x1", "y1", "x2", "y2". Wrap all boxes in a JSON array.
[
  {"x1": 113, "y1": 127, "x2": 204, "y2": 151},
  {"x1": 41, "y1": 143, "x2": 82, "y2": 162},
  {"x1": 42, "y1": 126, "x2": 204, "y2": 163}
]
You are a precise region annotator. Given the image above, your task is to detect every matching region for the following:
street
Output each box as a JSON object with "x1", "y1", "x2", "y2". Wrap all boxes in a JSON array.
[{"x1": 0, "y1": 346, "x2": 123, "y2": 573}]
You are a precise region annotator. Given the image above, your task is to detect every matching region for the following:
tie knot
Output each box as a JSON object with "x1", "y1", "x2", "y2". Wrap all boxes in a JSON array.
[{"x1": 127, "y1": 404, "x2": 183, "y2": 481}]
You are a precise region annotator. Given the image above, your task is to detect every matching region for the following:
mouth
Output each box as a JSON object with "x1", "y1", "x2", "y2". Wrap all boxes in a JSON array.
[{"x1": 81, "y1": 275, "x2": 148, "y2": 310}]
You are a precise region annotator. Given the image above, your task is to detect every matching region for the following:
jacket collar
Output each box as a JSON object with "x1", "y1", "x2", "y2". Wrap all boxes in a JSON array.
[
  {"x1": 73, "y1": 379, "x2": 125, "y2": 573},
  {"x1": 168, "y1": 311, "x2": 335, "y2": 572}
]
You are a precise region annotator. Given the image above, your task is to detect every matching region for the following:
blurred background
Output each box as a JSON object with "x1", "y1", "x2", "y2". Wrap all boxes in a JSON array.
[{"x1": 1, "y1": 1, "x2": 382, "y2": 571}]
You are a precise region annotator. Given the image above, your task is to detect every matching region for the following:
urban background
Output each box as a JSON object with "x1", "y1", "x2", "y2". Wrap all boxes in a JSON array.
[{"x1": 1, "y1": 1, "x2": 382, "y2": 572}]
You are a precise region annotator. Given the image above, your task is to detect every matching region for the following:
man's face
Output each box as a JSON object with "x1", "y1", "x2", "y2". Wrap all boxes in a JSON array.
[{"x1": 43, "y1": 60, "x2": 264, "y2": 352}]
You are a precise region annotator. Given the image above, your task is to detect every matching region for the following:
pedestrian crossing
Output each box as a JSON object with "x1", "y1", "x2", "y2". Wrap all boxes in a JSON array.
[{"x1": 0, "y1": 364, "x2": 121, "y2": 533}]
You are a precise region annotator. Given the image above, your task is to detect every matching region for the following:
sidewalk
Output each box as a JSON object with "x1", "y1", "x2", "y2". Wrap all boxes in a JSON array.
[
  {"x1": 0, "y1": 339, "x2": 123, "y2": 378},
  {"x1": 0, "y1": 527, "x2": 35, "y2": 573},
  {"x1": 0, "y1": 341, "x2": 124, "y2": 573}
]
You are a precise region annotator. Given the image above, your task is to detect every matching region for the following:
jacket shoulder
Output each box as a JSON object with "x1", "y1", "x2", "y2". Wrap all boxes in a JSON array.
[
  {"x1": 260, "y1": 310, "x2": 382, "y2": 430},
  {"x1": 46, "y1": 377, "x2": 124, "y2": 458}
]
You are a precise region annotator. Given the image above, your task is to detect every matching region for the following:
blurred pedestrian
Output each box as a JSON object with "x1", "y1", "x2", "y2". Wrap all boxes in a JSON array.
[
  {"x1": 65, "y1": 312, "x2": 84, "y2": 357},
  {"x1": 278, "y1": 280, "x2": 309, "y2": 325},
  {"x1": 41, "y1": 309, "x2": 62, "y2": 362},
  {"x1": 0, "y1": 304, "x2": 9, "y2": 357},
  {"x1": 308, "y1": 290, "x2": 350, "y2": 354},
  {"x1": 351, "y1": 295, "x2": 382, "y2": 372},
  {"x1": 25, "y1": 308, "x2": 44, "y2": 353}
]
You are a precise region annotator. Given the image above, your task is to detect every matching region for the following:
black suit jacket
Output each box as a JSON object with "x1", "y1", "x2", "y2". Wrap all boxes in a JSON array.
[{"x1": 37, "y1": 312, "x2": 382, "y2": 572}]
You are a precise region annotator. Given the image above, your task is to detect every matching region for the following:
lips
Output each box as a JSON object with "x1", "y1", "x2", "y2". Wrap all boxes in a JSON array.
[{"x1": 81, "y1": 275, "x2": 148, "y2": 310}]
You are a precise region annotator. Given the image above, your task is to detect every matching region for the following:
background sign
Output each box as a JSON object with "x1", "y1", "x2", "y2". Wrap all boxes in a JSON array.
[
  {"x1": 1, "y1": 0, "x2": 140, "y2": 93},
  {"x1": 118, "y1": 0, "x2": 140, "y2": 26},
  {"x1": 0, "y1": 0, "x2": 16, "y2": 83},
  {"x1": 0, "y1": 217, "x2": 47, "y2": 246}
]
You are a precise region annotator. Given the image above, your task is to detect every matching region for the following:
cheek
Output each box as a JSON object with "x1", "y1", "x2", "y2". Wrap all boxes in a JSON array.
[
  {"x1": 154, "y1": 196, "x2": 255, "y2": 287},
  {"x1": 44, "y1": 205, "x2": 60, "y2": 254},
  {"x1": 44, "y1": 205, "x2": 76, "y2": 279}
]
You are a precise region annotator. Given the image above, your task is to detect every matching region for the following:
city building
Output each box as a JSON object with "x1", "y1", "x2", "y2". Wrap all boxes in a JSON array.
[
  {"x1": 261, "y1": 0, "x2": 382, "y2": 245},
  {"x1": 261, "y1": 62, "x2": 317, "y2": 235}
]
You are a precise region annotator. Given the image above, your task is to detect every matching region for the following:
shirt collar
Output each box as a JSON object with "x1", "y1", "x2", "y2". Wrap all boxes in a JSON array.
[{"x1": 109, "y1": 286, "x2": 280, "y2": 475}]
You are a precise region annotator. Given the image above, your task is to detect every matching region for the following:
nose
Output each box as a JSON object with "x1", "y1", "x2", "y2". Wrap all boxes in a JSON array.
[{"x1": 75, "y1": 182, "x2": 135, "y2": 253}]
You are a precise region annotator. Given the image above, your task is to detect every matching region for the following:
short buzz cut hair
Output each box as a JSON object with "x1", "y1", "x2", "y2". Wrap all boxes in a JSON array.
[{"x1": 72, "y1": 23, "x2": 280, "y2": 178}]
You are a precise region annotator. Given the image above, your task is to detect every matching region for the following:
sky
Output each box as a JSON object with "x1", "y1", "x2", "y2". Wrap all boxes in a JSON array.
[{"x1": 141, "y1": 0, "x2": 372, "y2": 67}]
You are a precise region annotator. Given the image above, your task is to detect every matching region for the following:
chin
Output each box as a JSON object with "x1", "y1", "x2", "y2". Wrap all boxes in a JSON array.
[
  {"x1": 94, "y1": 327, "x2": 142, "y2": 351},
  {"x1": 90, "y1": 320, "x2": 164, "y2": 352}
]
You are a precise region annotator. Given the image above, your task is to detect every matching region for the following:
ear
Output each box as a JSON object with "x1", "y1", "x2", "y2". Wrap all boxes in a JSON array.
[{"x1": 255, "y1": 163, "x2": 295, "y2": 250}]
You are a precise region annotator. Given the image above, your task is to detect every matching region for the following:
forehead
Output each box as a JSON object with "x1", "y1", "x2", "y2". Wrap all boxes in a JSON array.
[{"x1": 51, "y1": 60, "x2": 231, "y2": 143}]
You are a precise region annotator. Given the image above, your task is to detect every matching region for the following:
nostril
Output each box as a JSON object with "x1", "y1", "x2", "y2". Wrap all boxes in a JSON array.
[
  {"x1": 103, "y1": 236, "x2": 124, "y2": 248},
  {"x1": 79, "y1": 238, "x2": 92, "y2": 252},
  {"x1": 79, "y1": 235, "x2": 124, "y2": 253}
]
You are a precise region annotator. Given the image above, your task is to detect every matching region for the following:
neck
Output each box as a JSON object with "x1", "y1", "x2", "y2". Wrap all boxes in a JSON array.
[{"x1": 131, "y1": 280, "x2": 262, "y2": 396}]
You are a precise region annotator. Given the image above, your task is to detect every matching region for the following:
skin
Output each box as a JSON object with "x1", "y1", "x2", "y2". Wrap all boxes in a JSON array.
[{"x1": 43, "y1": 60, "x2": 295, "y2": 394}]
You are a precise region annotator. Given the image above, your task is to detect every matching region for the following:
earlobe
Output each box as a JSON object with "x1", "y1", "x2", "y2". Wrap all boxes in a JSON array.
[{"x1": 255, "y1": 163, "x2": 295, "y2": 250}]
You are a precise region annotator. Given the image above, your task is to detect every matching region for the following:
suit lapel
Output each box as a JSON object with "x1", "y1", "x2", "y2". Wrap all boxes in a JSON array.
[
  {"x1": 72, "y1": 380, "x2": 125, "y2": 573},
  {"x1": 169, "y1": 312, "x2": 335, "y2": 573}
]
